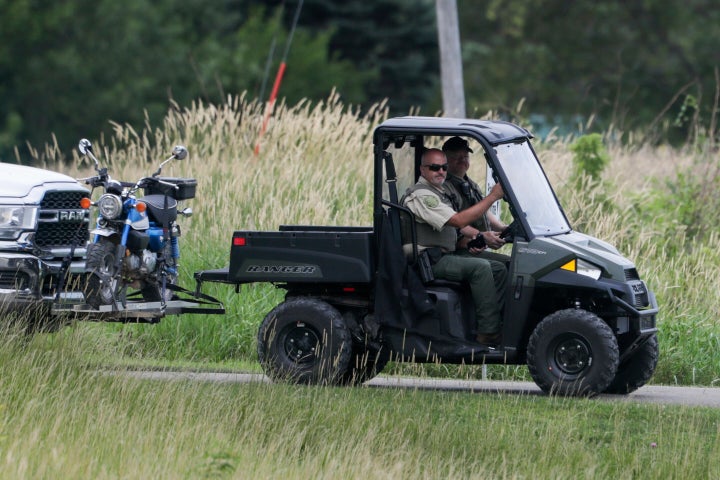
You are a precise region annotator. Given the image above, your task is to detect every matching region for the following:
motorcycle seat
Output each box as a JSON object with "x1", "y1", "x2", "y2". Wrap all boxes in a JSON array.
[{"x1": 142, "y1": 194, "x2": 178, "y2": 225}]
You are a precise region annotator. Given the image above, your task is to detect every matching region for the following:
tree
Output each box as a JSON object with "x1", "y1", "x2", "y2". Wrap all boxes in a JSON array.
[{"x1": 0, "y1": 0, "x2": 370, "y2": 160}]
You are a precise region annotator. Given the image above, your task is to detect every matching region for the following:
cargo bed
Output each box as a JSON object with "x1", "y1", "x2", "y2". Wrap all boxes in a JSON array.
[{"x1": 194, "y1": 225, "x2": 375, "y2": 287}]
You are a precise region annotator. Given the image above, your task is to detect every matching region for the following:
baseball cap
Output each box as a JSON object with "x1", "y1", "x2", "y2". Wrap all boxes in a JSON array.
[{"x1": 442, "y1": 136, "x2": 473, "y2": 153}]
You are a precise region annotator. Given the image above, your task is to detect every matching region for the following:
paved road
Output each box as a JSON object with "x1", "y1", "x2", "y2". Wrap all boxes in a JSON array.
[{"x1": 121, "y1": 370, "x2": 720, "y2": 408}]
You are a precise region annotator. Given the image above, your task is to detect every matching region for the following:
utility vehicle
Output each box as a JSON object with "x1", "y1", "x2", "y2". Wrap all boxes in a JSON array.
[{"x1": 196, "y1": 116, "x2": 659, "y2": 396}]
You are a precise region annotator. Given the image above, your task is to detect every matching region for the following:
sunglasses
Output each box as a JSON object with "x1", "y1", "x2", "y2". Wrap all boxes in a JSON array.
[{"x1": 423, "y1": 163, "x2": 448, "y2": 172}]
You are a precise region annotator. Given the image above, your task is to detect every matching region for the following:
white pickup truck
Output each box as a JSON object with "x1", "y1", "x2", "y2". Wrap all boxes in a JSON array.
[{"x1": 0, "y1": 162, "x2": 89, "y2": 330}]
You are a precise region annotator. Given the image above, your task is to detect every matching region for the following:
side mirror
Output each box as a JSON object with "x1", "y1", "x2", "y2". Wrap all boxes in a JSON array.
[
  {"x1": 78, "y1": 138, "x2": 92, "y2": 156},
  {"x1": 172, "y1": 145, "x2": 188, "y2": 161},
  {"x1": 78, "y1": 138, "x2": 100, "y2": 170}
]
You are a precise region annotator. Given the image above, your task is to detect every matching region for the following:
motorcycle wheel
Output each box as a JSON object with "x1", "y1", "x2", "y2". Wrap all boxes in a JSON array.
[
  {"x1": 84, "y1": 240, "x2": 120, "y2": 308},
  {"x1": 140, "y1": 243, "x2": 178, "y2": 303}
]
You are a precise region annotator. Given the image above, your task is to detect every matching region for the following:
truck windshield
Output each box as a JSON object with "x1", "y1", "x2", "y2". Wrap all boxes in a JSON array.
[{"x1": 494, "y1": 141, "x2": 571, "y2": 236}]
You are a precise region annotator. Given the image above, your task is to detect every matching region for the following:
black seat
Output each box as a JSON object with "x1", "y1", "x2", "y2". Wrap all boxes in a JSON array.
[{"x1": 142, "y1": 194, "x2": 178, "y2": 225}]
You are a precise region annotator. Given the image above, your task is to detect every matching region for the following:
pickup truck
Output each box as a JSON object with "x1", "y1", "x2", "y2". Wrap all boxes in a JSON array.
[
  {"x1": 195, "y1": 116, "x2": 659, "y2": 397},
  {"x1": 0, "y1": 162, "x2": 89, "y2": 330}
]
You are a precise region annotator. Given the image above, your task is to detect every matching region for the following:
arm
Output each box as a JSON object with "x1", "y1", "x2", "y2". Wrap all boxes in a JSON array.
[{"x1": 446, "y1": 183, "x2": 504, "y2": 228}]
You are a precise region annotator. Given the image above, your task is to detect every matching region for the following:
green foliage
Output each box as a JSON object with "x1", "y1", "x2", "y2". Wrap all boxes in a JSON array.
[
  {"x1": 461, "y1": 0, "x2": 720, "y2": 138},
  {"x1": 638, "y1": 151, "x2": 720, "y2": 244},
  {"x1": 570, "y1": 133, "x2": 609, "y2": 180},
  {"x1": 0, "y1": 0, "x2": 370, "y2": 159}
]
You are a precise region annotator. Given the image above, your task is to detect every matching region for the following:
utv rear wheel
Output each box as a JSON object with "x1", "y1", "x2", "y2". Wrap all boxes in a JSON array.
[
  {"x1": 527, "y1": 309, "x2": 619, "y2": 397},
  {"x1": 257, "y1": 298, "x2": 352, "y2": 385},
  {"x1": 84, "y1": 241, "x2": 119, "y2": 308},
  {"x1": 604, "y1": 334, "x2": 658, "y2": 394}
]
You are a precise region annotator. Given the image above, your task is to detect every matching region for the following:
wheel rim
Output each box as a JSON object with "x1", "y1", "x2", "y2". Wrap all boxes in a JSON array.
[
  {"x1": 281, "y1": 322, "x2": 321, "y2": 364},
  {"x1": 99, "y1": 253, "x2": 117, "y2": 299},
  {"x1": 550, "y1": 334, "x2": 592, "y2": 377}
]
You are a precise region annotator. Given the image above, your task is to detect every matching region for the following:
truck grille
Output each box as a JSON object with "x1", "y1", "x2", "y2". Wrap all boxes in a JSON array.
[{"x1": 36, "y1": 191, "x2": 90, "y2": 248}]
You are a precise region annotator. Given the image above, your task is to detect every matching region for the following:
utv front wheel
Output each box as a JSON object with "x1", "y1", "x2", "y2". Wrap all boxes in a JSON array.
[
  {"x1": 527, "y1": 309, "x2": 619, "y2": 397},
  {"x1": 604, "y1": 334, "x2": 658, "y2": 394},
  {"x1": 257, "y1": 298, "x2": 352, "y2": 385}
]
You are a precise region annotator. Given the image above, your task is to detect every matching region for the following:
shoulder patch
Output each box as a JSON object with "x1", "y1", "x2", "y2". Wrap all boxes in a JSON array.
[{"x1": 422, "y1": 195, "x2": 440, "y2": 208}]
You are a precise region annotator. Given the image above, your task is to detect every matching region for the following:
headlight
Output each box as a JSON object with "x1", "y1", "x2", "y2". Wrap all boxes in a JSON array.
[
  {"x1": 576, "y1": 259, "x2": 602, "y2": 280},
  {"x1": 0, "y1": 205, "x2": 37, "y2": 240},
  {"x1": 97, "y1": 194, "x2": 123, "y2": 220},
  {"x1": 560, "y1": 258, "x2": 602, "y2": 280}
]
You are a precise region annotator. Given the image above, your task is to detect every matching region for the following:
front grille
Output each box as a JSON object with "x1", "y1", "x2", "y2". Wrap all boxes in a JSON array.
[
  {"x1": 625, "y1": 268, "x2": 639, "y2": 281},
  {"x1": 40, "y1": 272, "x2": 87, "y2": 296},
  {"x1": 36, "y1": 190, "x2": 89, "y2": 248},
  {"x1": 0, "y1": 271, "x2": 31, "y2": 290},
  {"x1": 629, "y1": 281, "x2": 650, "y2": 308},
  {"x1": 40, "y1": 190, "x2": 88, "y2": 210}
]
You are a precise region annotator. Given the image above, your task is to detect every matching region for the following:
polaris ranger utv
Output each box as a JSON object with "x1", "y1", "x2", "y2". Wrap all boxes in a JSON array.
[{"x1": 196, "y1": 116, "x2": 659, "y2": 396}]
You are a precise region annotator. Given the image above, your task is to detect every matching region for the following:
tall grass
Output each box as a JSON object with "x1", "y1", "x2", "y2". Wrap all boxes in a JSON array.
[{"x1": 31, "y1": 93, "x2": 720, "y2": 386}]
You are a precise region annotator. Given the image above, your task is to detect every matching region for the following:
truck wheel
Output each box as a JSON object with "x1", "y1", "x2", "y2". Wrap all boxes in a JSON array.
[
  {"x1": 527, "y1": 309, "x2": 619, "y2": 397},
  {"x1": 257, "y1": 298, "x2": 352, "y2": 385},
  {"x1": 604, "y1": 334, "x2": 659, "y2": 394},
  {"x1": 84, "y1": 241, "x2": 119, "y2": 308},
  {"x1": 340, "y1": 344, "x2": 390, "y2": 385}
]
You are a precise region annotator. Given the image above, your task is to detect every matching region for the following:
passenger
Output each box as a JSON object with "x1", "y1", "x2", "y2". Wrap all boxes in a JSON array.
[
  {"x1": 402, "y1": 148, "x2": 507, "y2": 345},
  {"x1": 442, "y1": 136, "x2": 510, "y2": 259}
]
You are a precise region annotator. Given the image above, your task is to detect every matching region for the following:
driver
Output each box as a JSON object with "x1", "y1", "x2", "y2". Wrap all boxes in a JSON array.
[{"x1": 402, "y1": 148, "x2": 507, "y2": 345}]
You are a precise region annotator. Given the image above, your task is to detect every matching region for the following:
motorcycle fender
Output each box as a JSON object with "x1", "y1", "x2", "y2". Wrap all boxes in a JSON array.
[
  {"x1": 125, "y1": 210, "x2": 150, "y2": 230},
  {"x1": 90, "y1": 227, "x2": 118, "y2": 238}
]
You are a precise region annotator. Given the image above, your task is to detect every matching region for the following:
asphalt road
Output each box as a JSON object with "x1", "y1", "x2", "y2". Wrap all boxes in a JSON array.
[{"x1": 121, "y1": 370, "x2": 720, "y2": 408}]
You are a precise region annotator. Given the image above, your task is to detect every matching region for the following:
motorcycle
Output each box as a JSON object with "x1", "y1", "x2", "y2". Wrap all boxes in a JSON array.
[{"x1": 78, "y1": 139, "x2": 195, "y2": 309}]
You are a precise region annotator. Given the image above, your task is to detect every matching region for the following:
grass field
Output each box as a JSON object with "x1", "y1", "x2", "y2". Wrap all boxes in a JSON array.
[
  {"x1": 4, "y1": 94, "x2": 719, "y2": 477},
  {"x1": 1, "y1": 331, "x2": 719, "y2": 479}
]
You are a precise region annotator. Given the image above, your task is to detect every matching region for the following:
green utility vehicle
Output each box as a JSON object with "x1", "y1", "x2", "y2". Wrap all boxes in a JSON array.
[{"x1": 196, "y1": 116, "x2": 659, "y2": 396}]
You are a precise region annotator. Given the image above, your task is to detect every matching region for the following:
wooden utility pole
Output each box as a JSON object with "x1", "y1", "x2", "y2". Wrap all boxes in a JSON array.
[
  {"x1": 436, "y1": 1, "x2": 500, "y2": 220},
  {"x1": 435, "y1": 0, "x2": 465, "y2": 117}
]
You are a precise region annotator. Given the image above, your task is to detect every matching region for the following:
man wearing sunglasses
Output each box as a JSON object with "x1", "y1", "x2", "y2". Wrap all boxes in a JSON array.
[{"x1": 402, "y1": 148, "x2": 506, "y2": 345}]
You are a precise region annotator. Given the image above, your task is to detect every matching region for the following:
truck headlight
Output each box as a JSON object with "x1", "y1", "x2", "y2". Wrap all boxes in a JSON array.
[
  {"x1": 0, "y1": 205, "x2": 38, "y2": 240},
  {"x1": 97, "y1": 194, "x2": 123, "y2": 220},
  {"x1": 560, "y1": 258, "x2": 602, "y2": 280}
]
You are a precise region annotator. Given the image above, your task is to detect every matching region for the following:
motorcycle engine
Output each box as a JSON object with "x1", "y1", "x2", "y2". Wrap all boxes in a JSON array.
[{"x1": 123, "y1": 250, "x2": 157, "y2": 276}]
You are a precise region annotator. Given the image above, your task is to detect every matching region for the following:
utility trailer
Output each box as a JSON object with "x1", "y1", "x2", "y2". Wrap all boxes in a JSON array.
[
  {"x1": 194, "y1": 116, "x2": 659, "y2": 397},
  {"x1": 51, "y1": 283, "x2": 225, "y2": 323}
]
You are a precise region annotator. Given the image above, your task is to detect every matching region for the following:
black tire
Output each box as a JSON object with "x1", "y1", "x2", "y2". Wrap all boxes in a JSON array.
[
  {"x1": 257, "y1": 298, "x2": 352, "y2": 385},
  {"x1": 604, "y1": 334, "x2": 659, "y2": 394},
  {"x1": 527, "y1": 309, "x2": 619, "y2": 397},
  {"x1": 140, "y1": 243, "x2": 177, "y2": 303},
  {"x1": 84, "y1": 240, "x2": 119, "y2": 308},
  {"x1": 340, "y1": 343, "x2": 390, "y2": 386}
]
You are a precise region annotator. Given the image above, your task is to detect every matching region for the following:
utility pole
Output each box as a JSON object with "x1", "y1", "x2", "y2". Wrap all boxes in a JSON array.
[
  {"x1": 436, "y1": 0, "x2": 500, "y2": 223},
  {"x1": 435, "y1": 0, "x2": 465, "y2": 117}
]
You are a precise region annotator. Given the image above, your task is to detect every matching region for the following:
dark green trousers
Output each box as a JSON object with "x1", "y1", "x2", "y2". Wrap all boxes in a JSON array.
[{"x1": 431, "y1": 253, "x2": 507, "y2": 334}]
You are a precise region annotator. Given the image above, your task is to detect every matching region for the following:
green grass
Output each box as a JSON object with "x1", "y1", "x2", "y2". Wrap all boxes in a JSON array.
[{"x1": 1, "y1": 332, "x2": 719, "y2": 479}]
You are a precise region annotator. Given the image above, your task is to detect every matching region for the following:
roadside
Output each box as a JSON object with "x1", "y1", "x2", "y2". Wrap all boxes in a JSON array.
[{"x1": 118, "y1": 370, "x2": 720, "y2": 408}]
